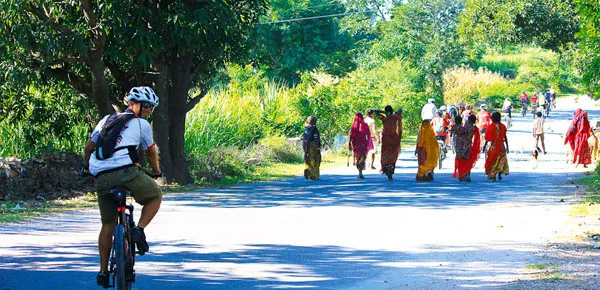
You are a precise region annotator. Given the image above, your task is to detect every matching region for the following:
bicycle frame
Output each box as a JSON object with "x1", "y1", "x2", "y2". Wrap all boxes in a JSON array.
[{"x1": 109, "y1": 188, "x2": 136, "y2": 290}]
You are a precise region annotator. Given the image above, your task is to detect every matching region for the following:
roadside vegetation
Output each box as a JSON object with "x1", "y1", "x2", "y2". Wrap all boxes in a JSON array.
[{"x1": 1, "y1": 0, "x2": 599, "y2": 220}]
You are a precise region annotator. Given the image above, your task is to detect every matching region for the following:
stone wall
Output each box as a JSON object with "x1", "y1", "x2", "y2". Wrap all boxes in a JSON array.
[{"x1": 0, "y1": 152, "x2": 94, "y2": 201}]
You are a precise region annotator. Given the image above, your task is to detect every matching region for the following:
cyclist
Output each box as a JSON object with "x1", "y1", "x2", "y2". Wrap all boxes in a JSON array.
[
  {"x1": 83, "y1": 86, "x2": 163, "y2": 288},
  {"x1": 440, "y1": 105, "x2": 452, "y2": 147},
  {"x1": 544, "y1": 89, "x2": 553, "y2": 117},
  {"x1": 520, "y1": 90, "x2": 528, "y2": 117},
  {"x1": 432, "y1": 109, "x2": 449, "y2": 152},
  {"x1": 530, "y1": 92, "x2": 539, "y2": 118},
  {"x1": 477, "y1": 104, "x2": 492, "y2": 143},
  {"x1": 538, "y1": 92, "x2": 547, "y2": 118}
]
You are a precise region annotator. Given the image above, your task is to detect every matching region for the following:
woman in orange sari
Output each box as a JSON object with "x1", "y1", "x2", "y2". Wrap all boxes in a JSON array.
[
  {"x1": 348, "y1": 113, "x2": 373, "y2": 178},
  {"x1": 416, "y1": 101, "x2": 439, "y2": 182},
  {"x1": 376, "y1": 106, "x2": 402, "y2": 181},
  {"x1": 564, "y1": 108, "x2": 592, "y2": 167},
  {"x1": 482, "y1": 112, "x2": 509, "y2": 181},
  {"x1": 453, "y1": 114, "x2": 481, "y2": 182}
]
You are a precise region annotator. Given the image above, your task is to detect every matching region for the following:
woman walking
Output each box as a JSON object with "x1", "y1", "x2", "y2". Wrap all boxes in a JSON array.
[
  {"x1": 376, "y1": 106, "x2": 403, "y2": 181},
  {"x1": 564, "y1": 108, "x2": 592, "y2": 167},
  {"x1": 348, "y1": 113, "x2": 373, "y2": 178},
  {"x1": 302, "y1": 116, "x2": 321, "y2": 180},
  {"x1": 482, "y1": 112, "x2": 509, "y2": 181},
  {"x1": 416, "y1": 99, "x2": 440, "y2": 182},
  {"x1": 452, "y1": 115, "x2": 481, "y2": 182}
]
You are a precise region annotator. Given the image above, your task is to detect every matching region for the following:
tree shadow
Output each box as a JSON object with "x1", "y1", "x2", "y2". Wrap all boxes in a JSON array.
[{"x1": 1, "y1": 240, "x2": 592, "y2": 289}]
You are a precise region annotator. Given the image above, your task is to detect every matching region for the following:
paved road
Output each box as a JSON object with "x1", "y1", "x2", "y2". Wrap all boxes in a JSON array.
[{"x1": 0, "y1": 96, "x2": 597, "y2": 289}]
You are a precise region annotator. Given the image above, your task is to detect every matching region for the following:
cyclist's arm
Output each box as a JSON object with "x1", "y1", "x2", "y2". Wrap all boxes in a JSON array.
[
  {"x1": 145, "y1": 145, "x2": 161, "y2": 175},
  {"x1": 83, "y1": 139, "x2": 96, "y2": 171}
]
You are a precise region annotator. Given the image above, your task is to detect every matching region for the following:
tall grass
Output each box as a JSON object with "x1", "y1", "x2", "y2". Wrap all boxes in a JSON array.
[{"x1": 443, "y1": 66, "x2": 509, "y2": 107}]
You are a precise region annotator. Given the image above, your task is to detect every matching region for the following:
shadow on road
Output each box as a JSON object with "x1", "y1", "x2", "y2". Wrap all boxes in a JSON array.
[{"x1": 165, "y1": 170, "x2": 579, "y2": 210}]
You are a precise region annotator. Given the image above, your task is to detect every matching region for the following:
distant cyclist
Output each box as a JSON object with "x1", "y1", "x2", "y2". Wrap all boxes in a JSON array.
[
  {"x1": 84, "y1": 86, "x2": 163, "y2": 288},
  {"x1": 520, "y1": 90, "x2": 528, "y2": 117}
]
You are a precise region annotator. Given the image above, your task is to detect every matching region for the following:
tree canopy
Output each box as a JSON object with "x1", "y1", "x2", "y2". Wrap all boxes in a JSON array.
[{"x1": 0, "y1": 0, "x2": 268, "y2": 183}]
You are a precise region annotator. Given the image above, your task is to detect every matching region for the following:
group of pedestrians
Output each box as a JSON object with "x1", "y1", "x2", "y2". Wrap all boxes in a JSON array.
[{"x1": 302, "y1": 99, "x2": 512, "y2": 183}]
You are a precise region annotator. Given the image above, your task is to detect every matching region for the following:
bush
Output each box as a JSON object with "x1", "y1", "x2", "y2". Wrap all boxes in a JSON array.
[
  {"x1": 187, "y1": 146, "x2": 252, "y2": 183},
  {"x1": 258, "y1": 136, "x2": 303, "y2": 164}
]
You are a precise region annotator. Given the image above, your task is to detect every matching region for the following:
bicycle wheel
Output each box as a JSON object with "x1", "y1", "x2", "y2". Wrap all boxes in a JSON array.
[
  {"x1": 438, "y1": 145, "x2": 444, "y2": 169},
  {"x1": 114, "y1": 225, "x2": 131, "y2": 290}
]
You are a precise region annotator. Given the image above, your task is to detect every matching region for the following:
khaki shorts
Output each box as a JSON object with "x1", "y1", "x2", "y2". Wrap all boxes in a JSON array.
[{"x1": 95, "y1": 166, "x2": 162, "y2": 224}]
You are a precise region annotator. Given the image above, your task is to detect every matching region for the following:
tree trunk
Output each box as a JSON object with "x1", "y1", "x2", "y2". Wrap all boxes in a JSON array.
[
  {"x1": 167, "y1": 53, "x2": 194, "y2": 185},
  {"x1": 153, "y1": 59, "x2": 176, "y2": 182},
  {"x1": 89, "y1": 58, "x2": 113, "y2": 116}
]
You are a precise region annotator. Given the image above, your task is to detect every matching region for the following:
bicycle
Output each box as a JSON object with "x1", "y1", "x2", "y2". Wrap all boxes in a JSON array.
[
  {"x1": 503, "y1": 112, "x2": 512, "y2": 129},
  {"x1": 108, "y1": 186, "x2": 137, "y2": 290},
  {"x1": 521, "y1": 104, "x2": 527, "y2": 117},
  {"x1": 437, "y1": 136, "x2": 447, "y2": 169},
  {"x1": 82, "y1": 168, "x2": 160, "y2": 290}
]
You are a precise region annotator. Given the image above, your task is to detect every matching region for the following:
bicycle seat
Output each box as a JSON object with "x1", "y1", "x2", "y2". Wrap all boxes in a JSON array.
[{"x1": 109, "y1": 187, "x2": 132, "y2": 203}]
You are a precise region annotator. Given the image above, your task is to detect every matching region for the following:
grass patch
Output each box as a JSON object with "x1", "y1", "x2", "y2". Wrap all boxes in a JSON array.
[
  {"x1": 0, "y1": 194, "x2": 96, "y2": 224},
  {"x1": 525, "y1": 263, "x2": 565, "y2": 281},
  {"x1": 525, "y1": 263, "x2": 555, "y2": 270}
]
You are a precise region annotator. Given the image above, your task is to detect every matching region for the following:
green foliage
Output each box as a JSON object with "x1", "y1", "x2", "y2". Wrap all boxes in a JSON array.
[
  {"x1": 574, "y1": 0, "x2": 600, "y2": 97},
  {"x1": 187, "y1": 137, "x2": 302, "y2": 183},
  {"x1": 0, "y1": 86, "x2": 94, "y2": 158},
  {"x1": 258, "y1": 136, "x2": 303, "y2": 163},
  {"x1": 458, "y1": 0, "x2": 578, "y2": 52},
  {"x1": 251, "y1": 0, "x2": 356, "y2": 83},
  {"x1": 369, "y1": 0, "x2": 466, "y2": 96}
]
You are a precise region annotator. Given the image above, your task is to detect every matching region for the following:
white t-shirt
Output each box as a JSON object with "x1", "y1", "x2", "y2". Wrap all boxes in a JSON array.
[
  {"x1": 89, "y1": 114, "x2": 155, "y2": 176},
  {"x1": 421, "y1": 103, "x2": 437, "y2": 120}
]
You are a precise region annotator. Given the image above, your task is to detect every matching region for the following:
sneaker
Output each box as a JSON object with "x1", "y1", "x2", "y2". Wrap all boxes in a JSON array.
[
  {"x1": 131, "y1": 226, "x2": 149, "y2": 255},
  {"x1": 97, "y1": 271, "x2": 109, "y2": 288}
]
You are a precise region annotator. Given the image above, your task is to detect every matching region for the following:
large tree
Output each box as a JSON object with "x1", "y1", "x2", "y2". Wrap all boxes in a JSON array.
[
  {"x1": 0, "y1": 0, "x2": 267, "y2": 184},
  {"x1": 371, "y1": 0, "x2": 466, "y2": 97},
  {"x1": 574, "y1": 0, "x2": 600, "y2": 97},
  {"x1": 250, "y1": 0, "x2": 356, "y2": 84},
  {"x1": 457, "y1": 0, "x2": 579, "y2": 52}
]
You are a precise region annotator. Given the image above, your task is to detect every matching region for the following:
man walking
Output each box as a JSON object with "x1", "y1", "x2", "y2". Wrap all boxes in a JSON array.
[{"x1": 532, "y1": 111, "x2": 546, "y2": 154}]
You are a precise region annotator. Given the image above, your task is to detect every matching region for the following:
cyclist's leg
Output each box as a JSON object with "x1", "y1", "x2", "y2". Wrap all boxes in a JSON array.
[
  {"x1": 95, "y1": 172, "x2": 122, "y2": 273},
  {"x1": 99, "y1": 223, "x2": 116, "y2": 272},
  {"x1": 126, "y1": 168, "x2": 162, "y2": 228}
]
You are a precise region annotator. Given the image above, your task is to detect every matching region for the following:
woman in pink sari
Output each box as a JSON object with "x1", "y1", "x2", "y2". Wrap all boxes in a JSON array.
[
  {"x1": 349, "y1": 113, "x2": 373, "y2": 178},
  {"x1": 564, "y1": 108, "x2": 592, "y2": 167}
]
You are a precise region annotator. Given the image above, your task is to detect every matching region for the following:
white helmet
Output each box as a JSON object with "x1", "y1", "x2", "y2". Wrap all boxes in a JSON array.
[
  {"x1": 440, "y1": 105, "x2": 447, "y2": 111},
  {"x1": 127, "y1": 86, "x2": 159, "y2": 106},
  {"x1": 428, "y1": 98, "x2": 435, "y2": 104},
  {"x1": 480, "y1": 103, "x2": 488, "y2": 110}
]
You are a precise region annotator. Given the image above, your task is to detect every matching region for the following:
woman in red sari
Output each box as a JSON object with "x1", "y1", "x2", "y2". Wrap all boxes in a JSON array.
[
  {"x1": 564, "y1": 108, "x2": 592, "y2": 167},
  {"x1": 376, "y1": 106, "x2": 402, "y2": 181},
  {"x1": 482, "y1": 112, "x2": 509, "y2": 181},
  {"x1": 453, "y1": 114, "x2": 481, "y2": 182},
  {"x1": 348, "y1": 112, "x2": 373, "y2": 178}
]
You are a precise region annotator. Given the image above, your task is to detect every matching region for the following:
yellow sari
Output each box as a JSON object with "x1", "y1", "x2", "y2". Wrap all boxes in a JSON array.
[{"x1": 416, "y1": 120, "x2": 439, "y2": 181}]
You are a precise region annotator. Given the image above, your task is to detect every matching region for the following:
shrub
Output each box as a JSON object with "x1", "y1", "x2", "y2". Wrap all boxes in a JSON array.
[
  {"x1": 258, "y1": 136, "x2": 303, "y2": 164},
  {"x1": 187, "y1": 146, "x2": 252, "y2": 183}
]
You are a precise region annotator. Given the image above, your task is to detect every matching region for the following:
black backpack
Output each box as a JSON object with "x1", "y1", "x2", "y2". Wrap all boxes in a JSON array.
[{"x1": 95, "y1": 112, "x2": 136, "y2": 160}]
